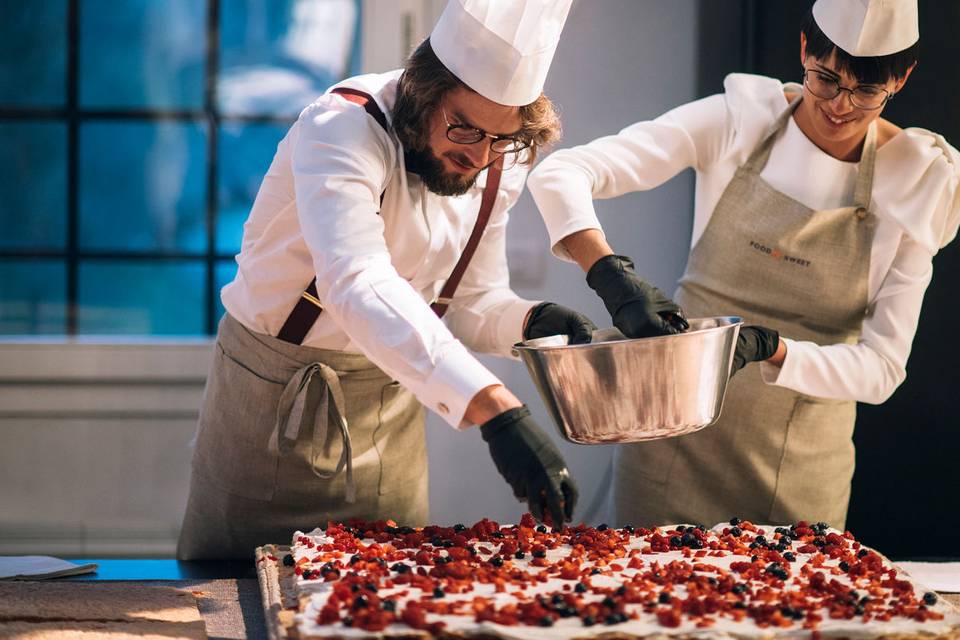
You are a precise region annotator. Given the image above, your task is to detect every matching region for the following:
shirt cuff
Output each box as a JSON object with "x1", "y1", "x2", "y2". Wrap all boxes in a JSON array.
[
  {"x1": 418, "y1": 347, "x2": 502, "y2": 430},
  {"x1": 759, "y1": 337, "x2": 797, "y2": 386},
  {"x1": 498, "y1": 299, "x2": 542, "y2": 359}
]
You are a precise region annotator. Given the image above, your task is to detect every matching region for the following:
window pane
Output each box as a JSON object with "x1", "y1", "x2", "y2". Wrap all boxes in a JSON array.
[
  {"x1": 79, "y1": 0, "x2": 206, "y2": 110},
  {"x1": 217, "y1": 122, "x2": 289, "y2": 254},
  {"x1": 215, "y1": 259, "x2": 239, "y2": 327},
  {"x1": 0, "y1": 122, "x2": 67, "y2": 250},
  {"x1": 78, "y1": 260, "x2": 205, "y2": 335},
  {"x1": 0, "y1": 260, "x2": 66, "y2": 335},
  {"x1": 0, "y1": 2, "x2": 67, "y2": 108},
  {"x1": 79, "y1": 121, "x2": 207, "y2": 252},
  {"x1": 219, "y1": 0, "x2": 361, "y2": 117}
]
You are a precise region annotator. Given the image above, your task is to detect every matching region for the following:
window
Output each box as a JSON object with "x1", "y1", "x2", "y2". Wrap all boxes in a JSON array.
[{"x1": 0, "y1": 0, "x2": 361, "y2": 335}]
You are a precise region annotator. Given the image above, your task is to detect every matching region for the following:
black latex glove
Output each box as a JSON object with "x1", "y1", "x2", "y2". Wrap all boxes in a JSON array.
[
  {"x1": 586, "y1": 255, "x2": 689, "y2": 338},
  {"x1": 731, "y1": 325, "x2": 780, "y2": 375},
  {"x1": 480, "y1": 406, "x2": 578, "y2": 528},
  {"x1": 524, "y1": 302, "x2": 597, "y2": 345}
]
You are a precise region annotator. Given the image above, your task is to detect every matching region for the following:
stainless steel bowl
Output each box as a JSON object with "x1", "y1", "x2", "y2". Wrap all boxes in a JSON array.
[{"x1": 513, "y1": 316, "x2": 742, "y2": 444}]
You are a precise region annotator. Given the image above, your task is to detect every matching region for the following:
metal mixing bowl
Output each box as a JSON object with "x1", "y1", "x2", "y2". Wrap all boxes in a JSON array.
[{"x1": 513, "y1": 316, "x2": 742, "y2": 444}]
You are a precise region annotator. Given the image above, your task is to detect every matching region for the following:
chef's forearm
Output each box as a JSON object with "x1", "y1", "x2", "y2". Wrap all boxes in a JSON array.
[
  {"x1": 559, "y1": 229, "x2": 614, "y2": 273},
  {"x1": 464, "y1": 384, "x2": 523, "y2": 426},
  {"x1": 766, "y1": 338, "x2": 787, "y2": 368}
]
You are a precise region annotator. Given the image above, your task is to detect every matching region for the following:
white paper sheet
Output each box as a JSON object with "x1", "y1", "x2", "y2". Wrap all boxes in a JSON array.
[
  {"x1": 0, "y1": 556, "x2": 98, "y2": 580},
  {"x1": 897, "y1": 562, "x2": 960, "y2": 593}
]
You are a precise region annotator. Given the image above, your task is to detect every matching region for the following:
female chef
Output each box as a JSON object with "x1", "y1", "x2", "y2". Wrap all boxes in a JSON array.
[
  {"x1": 527, "y1": 0, "x2": 959, "y2": 529},
  {"x1": 177, "y1": 0, "x2": 586, "y2": 559}
]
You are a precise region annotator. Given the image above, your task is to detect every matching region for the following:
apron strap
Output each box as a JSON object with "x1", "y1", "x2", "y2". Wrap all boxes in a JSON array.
[
  {"x1": 742, "y1": 94, "x2": 803, "y2": 173},
  {"x1": 743, "y1": 94, "x2": 879, "y2": 214},
  {"x1": 852, "y1": 120, "x2": 878, "y2": 211},
  {"x1": 269, "y1": 361, "x2": 356, "y2": 503}
]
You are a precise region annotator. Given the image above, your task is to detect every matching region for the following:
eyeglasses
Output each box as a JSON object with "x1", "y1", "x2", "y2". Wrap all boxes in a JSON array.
[
  {"x1": 802, "y1": 68, "x2": 892, "y2": 110},
  {"x1": 441, "y1": 107, "x2": 531, "y2": 154}
]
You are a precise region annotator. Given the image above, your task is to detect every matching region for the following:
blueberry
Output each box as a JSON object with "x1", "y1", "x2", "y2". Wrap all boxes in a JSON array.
[
  {"x1": 433, "y1": 587, "x2": 445, "y2": 598},
  {"x1": 624, "y1": 525, "x2": 635, "y2": 534},
  {"x1": 615, "y1": 586, "x2": 627, "y2": 596},
  {"x1": 551, "y1": 594, "x2": 565, "y2": 605},
  {"x1": 301, "y1": 569, "x2": 313, "y2": 580},
  {"x1": 658, "y1": 592, "x2": 671, "y2": 604},
  {"x1": 731, "y1": 583, "x2": 747, "y2": 595},
  {"x1": 858, "y1": 549, "x2": 868, "y2": 558},
  {"x1": 751, "y1": 555, "x2": 760, "y2": 563},
  {"x1": 696, "y1": 525, "x2": 706, "y2": 532},
  {"x1": 491, "y1": 556, "x2": 504, "y2": 567},
  {"x1": 391, "y1": 563, "x2": 410, "y2": 573},
  {"x1": 351, "y1": 584, "x2": 360, "y2": 592},
  {"x1": 454, "y1": 523, "x2": 466, "y2": 532},
  {"x1": 399, "y1": 526, "x2": 415, "y2": 535},
  {"x1": 282, "y1": 554, "x2": 295, "y2": 567},
  {"x1": 575, "y1": 582, "x2": 588, "y2": 594},
  {"x1": 597, "y1": 523, "x2": 609, "y2": 531},
  {"x1": 536, "y1": 525, "x2": 548, "y2": 533},
  {"x1": 382, "y1": 599, "x2": 397, "y2": 612},
  {"x1": 812, "y1": 537, "x2": 826, "y2": 548},
  {"x1": 755, "y1": 535, "x2": 767, "y2": 545},
  {"x1": 365, "y1": 582, "x2": 378, "y2": 592},
  {"x1": 431, "y1": 537, "x2": 443, "y2": 546},
  {"x1": 342, "y1": 616, "x2": 354, "y2": 627},
  {"x1": 602, "y1": 596, "x2": 617, "y2": 608},
  {"x1": 923, "y1": 592, "x2": 938, "y2": 605},
  {"x1": 492, "y1": 531, "x2": 504, "y2": 539},
  {"x1": 669, "y1": 536, "x2": 682, "y2": 547},
  {"x1": 730, "y1": 527, "x2": 742, "y2": 537},
  {"x1": 839, "y1": 561, "x2": 850, "y2": 571},
  {"x1": 591, "y1": 568, "x2": 602, "y2": 575},
  {"x1": 733, "y1": 601, "x2": 746, "y2": 610},
  {"x1": 539, "y1": 616, "x2": 553, "y2": 627},
  {"x1": 730, "y1": 517, "x2": 742, "y2": 526},
  {"x1": 533, "y1": 549, "x2": 546, "y2": 558},
  {"x1": 385, "y1": 526, "x2": 399, "y2": 534},
  {"x1": 605, "y1": 614, "x2": 625, "y2": 625},
  {"x1": 558, "y1": 606, "x2": 577, "y2": 618},
  {"x1": 353, "y1": 595, "x2": 369, "y2": 609},
  {"x1": 514, "y1": 550, "x2": 525, "y2": 560},
  {"x1": 582, "y1": 615, "x2": 596, "y2": 627},
  {"x1": 349, "y1": 554, "x2": 361, "y2": 564},
  {"x1": 681, "y1": 532, "x2": 698, "y2": 547},
  {"x1": 783, "y1": 552, "x2": 796, "y2": 562}
]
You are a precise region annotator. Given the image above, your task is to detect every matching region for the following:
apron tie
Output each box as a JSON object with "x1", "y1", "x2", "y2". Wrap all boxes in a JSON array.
[{"x1": 269, "y1": 362, "x2": 356, "y2": 503}]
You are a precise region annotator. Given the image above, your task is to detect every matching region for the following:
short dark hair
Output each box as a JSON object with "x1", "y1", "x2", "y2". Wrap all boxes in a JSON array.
[
  {"x1": 391, "y1": 38, "x2": 561, "y2": 166},
  {"x1": 800, "y1": 8, "x2": 919, "y2": 84}
]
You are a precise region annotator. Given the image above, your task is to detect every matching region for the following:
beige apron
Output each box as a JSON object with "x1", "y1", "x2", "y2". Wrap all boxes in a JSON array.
[
  {"x1": 177, "y1": 313, "x2": 427, "y2": 559},
  {"x1": 614, "y1": 96, "x2": 877, "y2": 530}
]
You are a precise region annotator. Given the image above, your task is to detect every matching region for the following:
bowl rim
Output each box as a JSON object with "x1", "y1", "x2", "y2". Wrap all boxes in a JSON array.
[{"x1": 513, "y1": 315, "x2": 743, "y2": 353}]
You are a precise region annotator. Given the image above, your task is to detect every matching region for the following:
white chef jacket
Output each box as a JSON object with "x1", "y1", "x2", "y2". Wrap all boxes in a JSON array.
[
  {"x1": 221, "y1": 70, "x2": 539, "y2": 429},
  {"x1": 528, "y1": 73, "x2": 960, "y2": 405}
]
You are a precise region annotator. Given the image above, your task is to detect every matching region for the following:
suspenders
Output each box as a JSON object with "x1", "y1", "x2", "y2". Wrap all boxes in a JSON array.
[{"x1": 276, "y1": 87, "x2": 503, "y2": 345}]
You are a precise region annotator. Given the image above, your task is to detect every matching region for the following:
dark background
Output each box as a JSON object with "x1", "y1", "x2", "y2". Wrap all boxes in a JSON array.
[{"x1": 697, "y1": 0, "x2": 960, "y2": 558}]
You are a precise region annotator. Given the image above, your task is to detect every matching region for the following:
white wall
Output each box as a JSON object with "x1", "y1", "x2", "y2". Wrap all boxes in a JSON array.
[{"x1": 426, "y1": 0, "x2": 699, "y2": 526}]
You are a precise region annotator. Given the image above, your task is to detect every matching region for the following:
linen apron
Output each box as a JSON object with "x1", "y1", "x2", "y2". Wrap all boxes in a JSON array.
[
  {"x1": 613, "y1": 96, "x2": 878, "y2": 530},
  {"x1": 177, "y1": 313, "x2": 427, "y2": 559}
]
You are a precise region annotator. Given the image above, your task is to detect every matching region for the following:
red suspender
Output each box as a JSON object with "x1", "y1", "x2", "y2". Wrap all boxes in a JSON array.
[{"x1": 276, "y1": 88, "x2": 502, "y2": 345}]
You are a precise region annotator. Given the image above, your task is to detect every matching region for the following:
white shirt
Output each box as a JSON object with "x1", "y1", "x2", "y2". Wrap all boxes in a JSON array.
[
  {"x1": 221, "y1": 70, "x2": 539, "y2": 428},
  {"x1": 528, "y1": 73, "x2": 960, "y2": 405}
]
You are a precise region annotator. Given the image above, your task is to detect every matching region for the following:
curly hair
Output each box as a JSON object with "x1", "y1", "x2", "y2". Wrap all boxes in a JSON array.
[{"x1": 391, "y1": 38, "x2": 562, "y2": 166}]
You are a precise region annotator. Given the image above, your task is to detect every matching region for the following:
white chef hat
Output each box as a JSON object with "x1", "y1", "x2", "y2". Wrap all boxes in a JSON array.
[
  {"x1": 430, "y1": 0, "x2": 573, "y2": 106},
  {"x1": 812, "y1": 0, "x2": 918, "y2": 57}
]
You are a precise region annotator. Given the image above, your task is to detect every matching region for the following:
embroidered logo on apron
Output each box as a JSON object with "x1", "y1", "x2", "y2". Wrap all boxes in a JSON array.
[{"x1": 748, "y1": 240, "x2": 812, "y2": 267}]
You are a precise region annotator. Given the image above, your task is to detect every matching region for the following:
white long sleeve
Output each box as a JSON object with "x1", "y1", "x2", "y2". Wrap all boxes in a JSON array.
[
  {"x1": 222, "y1": 70, "x2": 538, "y2": 428},
  {"x1": 528, "y1": 73, "x2": 960, "y2": 405}
]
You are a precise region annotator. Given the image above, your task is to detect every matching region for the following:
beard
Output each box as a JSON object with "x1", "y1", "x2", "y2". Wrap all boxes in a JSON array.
[{"x1": 404, "y1": 146, "x2": 480, "y2": 197}]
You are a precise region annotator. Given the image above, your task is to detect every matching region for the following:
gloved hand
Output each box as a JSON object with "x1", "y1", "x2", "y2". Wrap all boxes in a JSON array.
[
  {"x1": 586, "y1": 255, "x2": 688, "y2": 338},
  {"x1": 480, "y1": 406, "x2": 578, "y2": 528},
  {"x1": 731, "y1": 325, "x2": 780, "y2": 375},
  {"x1": 524, "y1": 302, "x2": 597, "y2": 345}
]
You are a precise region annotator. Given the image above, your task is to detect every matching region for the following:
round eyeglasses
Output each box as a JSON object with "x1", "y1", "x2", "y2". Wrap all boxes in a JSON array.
[
  {"x1": 802, "y1": 68, "x2": 892, "y2": 110},
  {"x1": 441, "y1": 107, "x2": 531, "y2": 154}
]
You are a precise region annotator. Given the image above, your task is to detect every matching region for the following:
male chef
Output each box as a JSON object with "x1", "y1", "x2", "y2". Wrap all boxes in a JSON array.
[{"x1": 177, "y1": 0, "x2": 587, "y2": 559}]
